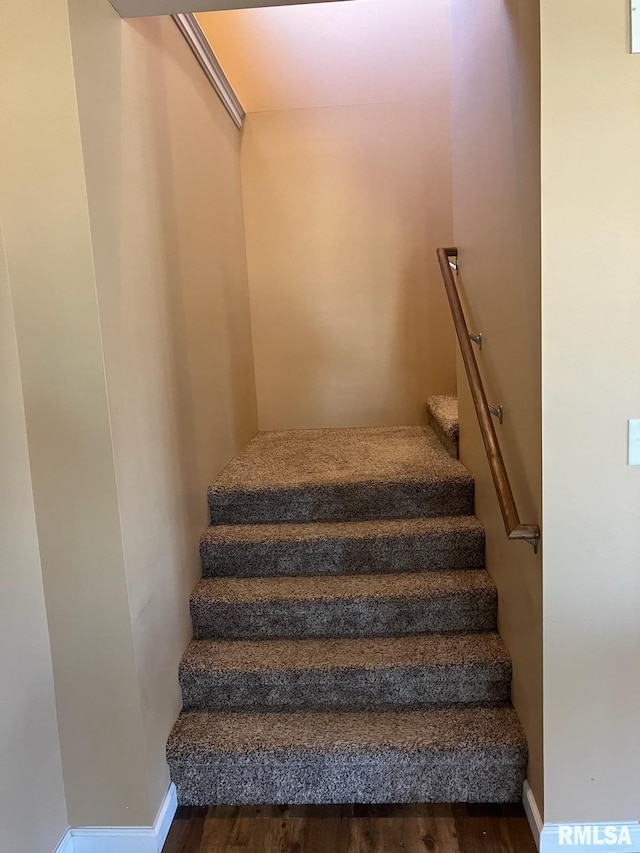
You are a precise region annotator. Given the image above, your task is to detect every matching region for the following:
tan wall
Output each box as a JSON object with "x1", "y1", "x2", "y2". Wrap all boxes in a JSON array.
[
  {"x1": 68, "y1": 2, "x2": 258, "y2": 818},
  {"x1": 0, "y1": 224, "x2": 69, "y2": 853},
  {"x1": 449, "y1": 0, "x2": 543, "y2": 810},
  {"x1": 0, "y1": 0, "x2": 153, "y2": 827},
  {"x1": 0, "y1": 0, "x2": 257, "y2": 830},
  {"x1": 209, "y1": 0, "x2": 456, "y2": 430},
  {"x1": 241, "y1": 101, "x2": 455, "y2": 431},
  {"x1": 198, "y1": 0, "x2": 451, "y2": 113},
  {"x1": 541, "y1": 0, "x2": 640, "y2": 823}
]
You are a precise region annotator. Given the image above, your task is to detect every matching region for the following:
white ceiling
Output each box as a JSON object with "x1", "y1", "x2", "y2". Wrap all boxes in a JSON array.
[
  {"x1": 196, "y1": 0, "x2": 450, "y2": 113},
  {"x1": 109, "y1": 0, "x2": 347, "y2": 20}
]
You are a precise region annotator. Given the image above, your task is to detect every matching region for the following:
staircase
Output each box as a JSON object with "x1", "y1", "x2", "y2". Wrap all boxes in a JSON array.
[{"x1": 167, "y1": 397, "x2": 527, "y2": 805}]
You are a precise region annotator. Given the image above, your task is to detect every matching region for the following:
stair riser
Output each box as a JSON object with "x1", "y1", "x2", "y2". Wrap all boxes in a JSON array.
[
  {"x1": 208, "y1": 481, "x2": 474, "y2": 526},
  {"x1": 191, "y1": 592, "x2": 497, "y2": 640},
  {"x1": 200, "y1": 529, "x2": 485, "y2": 578},
  {"x1": 180, "y1": 664, "x2": 511, "y2": 712},
  {"x1": 169, "y1": 749, "x2": 527, "y2": 806},
  {"x1": 426, "y1": 397, "x2": 460, "y2": 461},
  {"x1": 427, "y1": 414, "x2": 458, "y2": 460}
]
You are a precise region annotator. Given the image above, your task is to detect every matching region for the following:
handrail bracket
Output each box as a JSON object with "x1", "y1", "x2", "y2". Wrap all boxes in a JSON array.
[{"x1": 488, "y1": 404, "x2": 504, "y2": 425}]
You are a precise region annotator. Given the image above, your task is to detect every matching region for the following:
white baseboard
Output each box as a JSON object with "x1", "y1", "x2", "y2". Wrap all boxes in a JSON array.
[
  {"x1": 153, "y1": 782, "x2": 178, "y2": 850},
  {"x1": 523, "y1": 780, "x2": 543, "y2": 850},
  {"x1": 524, "y1": 780, "x2": 640, "y2": 853},
  {"x1": 57, "y1": 783, "x2": 177, "y2": 853}
]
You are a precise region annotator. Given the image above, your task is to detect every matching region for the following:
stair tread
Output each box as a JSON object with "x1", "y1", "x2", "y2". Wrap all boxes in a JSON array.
[
  {"x1": 192, "y1": 570, "x2": 494, "y2": 605},
  {"x1": 210, "y1": 426, "x2": 470, "y2": 493},
  {"x1": 207, "y1": 427, "x2": 474, "y2": 524},
  {"x1": 202, "y1": 514, "x2": 483, "y2": 545},
  {"x1": 168, "y1": 705, "x2": 526, "y2": 756},
  {"x1": 181, "y1": 632, "x2": 510, "y2": 673}
]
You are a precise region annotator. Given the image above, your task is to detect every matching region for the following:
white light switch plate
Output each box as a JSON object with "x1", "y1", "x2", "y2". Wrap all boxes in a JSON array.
[
  {"x1": 628, "y1": 419, "x2": 640, "y2": 465},
  {"x1": 633, "y1": 1, "x2": 640, "y2": 53}
]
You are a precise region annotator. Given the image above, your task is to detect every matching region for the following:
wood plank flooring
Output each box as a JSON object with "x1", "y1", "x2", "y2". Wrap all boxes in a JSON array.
[{"x1": 163, "y1": 804, "x2": 537, "y2": 853}]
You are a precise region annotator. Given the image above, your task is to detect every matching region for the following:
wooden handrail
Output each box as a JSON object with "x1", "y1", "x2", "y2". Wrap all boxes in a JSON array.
[{"x1": 437, "y1": 247, "x2": 540, "y2": 553}]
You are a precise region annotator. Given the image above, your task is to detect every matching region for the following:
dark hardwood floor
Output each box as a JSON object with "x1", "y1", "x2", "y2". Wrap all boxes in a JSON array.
[{"x1": 163, "y1": 803, "x2": 537, "y2": 853}]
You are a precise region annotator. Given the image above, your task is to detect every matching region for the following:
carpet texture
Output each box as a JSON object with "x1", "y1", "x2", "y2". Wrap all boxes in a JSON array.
[
  {"x1": 179, "y1": 633, "x2": 512, "y2": 711},
  {"x1": 200, "y1": 515, "x2": 485, "y2": 578},
  {"x1": 427, "y1": 396, "x2": 459, "y2": 459},
  {"x1": 168, "y1": 707, "x2": 527, "y2": 805},
  {"x1": 190, "y1": 571, "x2": 498, "y2": 640},
  {"x1": 167, "y1": 421, "x2": 527, "y2": 804},
  {"x1": 208, "y1": 427, "x2": 473, "y2": 524}
]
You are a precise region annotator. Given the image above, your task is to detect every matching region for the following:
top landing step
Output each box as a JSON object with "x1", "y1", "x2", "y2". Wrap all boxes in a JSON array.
[{"x1": 208, "y1": 426, "x2": 473, "y2": 525}]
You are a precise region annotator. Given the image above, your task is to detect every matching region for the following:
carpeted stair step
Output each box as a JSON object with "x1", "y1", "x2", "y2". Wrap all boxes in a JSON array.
[
  {"x1": 427, "y1": 395, "x2": 459, "y2": 459},
  {"x1": 208, "y1": 427, "x2": 473, "y2": 524},
  {"x1": 166, "y1": 424, "x2": 528, "y2": 807},
  {"x1": 179, "y1": 633, "x2": 512, "y2": 712},
  {"x1": 190, "y1": 571, "x2": 497, "y2": 640},
  {"x1": 167, "y1": 705, "x2": 527, "y2": 805},
  {"x1": 200, "y1": 515, "x2": 485, "y2": 578}
]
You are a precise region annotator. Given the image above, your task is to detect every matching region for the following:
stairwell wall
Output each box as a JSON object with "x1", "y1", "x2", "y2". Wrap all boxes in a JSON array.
[
  {"x1": 201, "y1": 0, "x2": 456, "y2": 430},
  {"x1": 67, "y1": 0, "x2": 259, "y2": 820},
  {"x1": 0, "y1": 0, "x2": 258, "y2": 832},
  {"x1": 449, "y1": 0, "x2": 543, "y2": 811},
  {"x1": 240, "y1": 101, "x2": 456, "y2": 430},
  {"x1": 540, "y1": 0, "x2": 640, "y2": 823},
  {"x1": 0, "y1": 225, "x2": 69, "y2": 853},
  {"x1": 0, "y1": 0, "x2": 153, "y2": 828}
]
